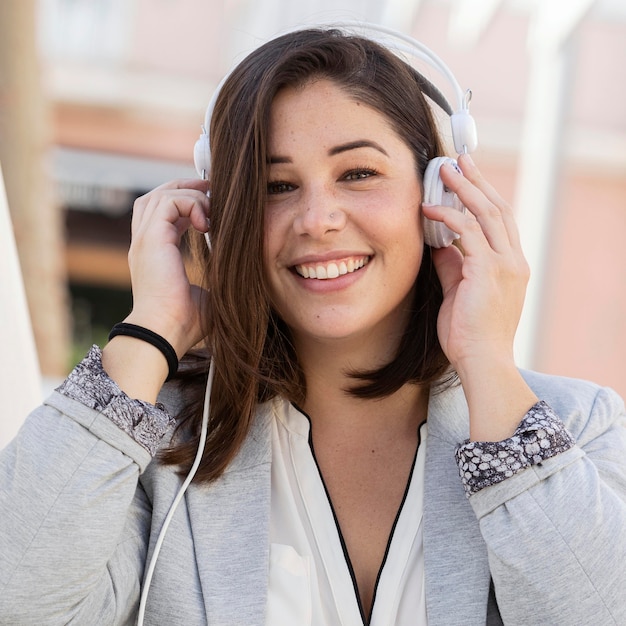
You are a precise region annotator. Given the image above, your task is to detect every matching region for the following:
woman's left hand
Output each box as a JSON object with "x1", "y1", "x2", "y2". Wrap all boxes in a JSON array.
[{"x1": 422, "y1": 154, "x2": 538, "y2": 440}]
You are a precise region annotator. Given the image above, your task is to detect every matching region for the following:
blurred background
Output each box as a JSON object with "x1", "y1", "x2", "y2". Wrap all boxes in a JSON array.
[{"x1": 1, "y1": 0, "x2": 625, "y2": 444}]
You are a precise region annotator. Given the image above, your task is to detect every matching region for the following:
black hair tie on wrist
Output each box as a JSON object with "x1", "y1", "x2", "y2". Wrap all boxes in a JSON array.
[{"x1": 108, "y1": 323, "x2": 178, "y2": 381}]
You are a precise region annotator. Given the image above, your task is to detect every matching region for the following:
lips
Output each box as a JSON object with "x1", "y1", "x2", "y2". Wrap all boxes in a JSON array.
[{"x1": 294, "y1": 256, "x2": 370, "y2": 280}]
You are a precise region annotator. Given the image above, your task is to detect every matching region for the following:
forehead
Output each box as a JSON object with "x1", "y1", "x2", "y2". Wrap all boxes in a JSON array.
[
  {"x1": 268, "y1": 79, "x2": 400, "y2": 149},
  {"x1": 271, "y1": 78, "x2": 378, "y2": 117}
]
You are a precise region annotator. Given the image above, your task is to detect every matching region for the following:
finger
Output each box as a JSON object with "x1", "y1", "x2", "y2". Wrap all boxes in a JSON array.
[
  {"x1": 134, "y1": 178, "x2": 211, "y2": 225},
  {"x1": 455, "y1": 155, "x2": 506, "y2": 209},
  {"x1": 431, "y1": 242, "x2": 463, "y2": 295},
  {"x1": 133, "y1": 186, "x2": 211, "y2": 236},
  {"x1": 152, "y1": 178, "x2": 211, "y2": 193},
  {"x1": 456, "y1": 154, "x2": 522, "y2": 250},
  {"x1": 423, "y1": 201, "x2": 530, "y2": 299},
  {"x1": 439, "y1": 162, "x2": 510, "y2": 253},
  {"x1": 422, "y1": 201, "x2": 492, "y2": 257},
  {"x1": 168, "y1": 191, "x2": 211, "y2": 233}
]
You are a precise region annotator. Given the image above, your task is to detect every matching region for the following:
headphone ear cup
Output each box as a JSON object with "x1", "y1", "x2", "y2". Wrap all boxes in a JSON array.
[
  {"x1": 422, "y1": 156, "x2": 466, "y2": 248},
  {"x1": 194, "y1": 132, "x2": 211, "y2": 179}
]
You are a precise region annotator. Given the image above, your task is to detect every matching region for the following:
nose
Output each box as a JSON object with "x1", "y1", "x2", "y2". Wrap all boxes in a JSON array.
[{"x1": 293, "y1": 186, "x2": 346, "y2": 238}]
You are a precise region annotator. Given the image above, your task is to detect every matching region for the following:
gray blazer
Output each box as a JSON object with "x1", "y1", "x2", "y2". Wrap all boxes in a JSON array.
[{"x1": 1, "y1": 370, "x2": 625, "y2": 625}]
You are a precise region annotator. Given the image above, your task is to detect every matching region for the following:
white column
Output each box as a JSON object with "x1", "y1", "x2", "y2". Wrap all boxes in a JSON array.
[
  {"x1": 381, "y1": 0, "x2": 422, "y2": 31},
  {"x1": 513, "y1": 0, "x2": 595, "y2": 368},
  {"x1": 0, "y1": 164, "x2": 42, "y2": 448},
  {"x1": 448, "y1": 0, "x2": 503, "y2": 47},
  {"x1": 514, "y1": 43, "x2": 571, "y2": 368}
]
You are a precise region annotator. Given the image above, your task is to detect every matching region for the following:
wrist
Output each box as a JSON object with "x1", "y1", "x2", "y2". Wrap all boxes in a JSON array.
[
  {"x1": 102, "y1": 336, "x2": 170, "y2": 404},
  {"x1": 454, "y1": 355, "x2": 538, "y2": 442},
  {"x1": 108, "y1": 323, "x2": 178, "y2": 381},
  {"x1": 451, "y1": 347, "x2": 516, "y2": 382},
  {"x1": 122, "y1": 311, "x2": 191, "y2": 359}
]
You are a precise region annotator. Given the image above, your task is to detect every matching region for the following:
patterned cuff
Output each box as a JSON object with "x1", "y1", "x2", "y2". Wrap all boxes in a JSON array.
[
  {"x1": 56, "y1": 345, "x2": 175, "y2": 456},
  {"x1": 455, "y1": 401, "x2": 576, "y2": 497}
]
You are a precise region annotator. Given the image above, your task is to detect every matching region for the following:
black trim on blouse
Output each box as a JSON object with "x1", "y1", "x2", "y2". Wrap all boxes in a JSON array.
[{"x1": 293, "y1": 403, "x2": 422, "y2": 626}]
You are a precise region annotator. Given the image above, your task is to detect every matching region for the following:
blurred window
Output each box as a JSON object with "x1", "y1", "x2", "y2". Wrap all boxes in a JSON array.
[{"x1": 38, "y1": 0, "x2": 136, "y2": 64}]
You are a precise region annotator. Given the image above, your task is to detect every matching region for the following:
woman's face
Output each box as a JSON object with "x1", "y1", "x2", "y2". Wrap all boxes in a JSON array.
[{"x1": 263, "y1": 79, "x2": 424, "y2": 354}]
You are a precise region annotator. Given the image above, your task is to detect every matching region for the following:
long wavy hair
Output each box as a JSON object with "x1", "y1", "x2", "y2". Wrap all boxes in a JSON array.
[{"x1": 161, "y1": 27, "x2": 454, "y2": 482}]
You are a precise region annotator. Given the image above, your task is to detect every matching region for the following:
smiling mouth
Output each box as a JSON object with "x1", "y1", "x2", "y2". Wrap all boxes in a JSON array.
[{"x1": 294, "y1": 256, "x2": 370, "y2": 280}]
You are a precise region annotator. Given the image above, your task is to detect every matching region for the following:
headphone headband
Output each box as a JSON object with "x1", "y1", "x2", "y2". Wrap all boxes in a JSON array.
[
  {"x1": 332, "y1": 22, "x2": 465, "y2": 107},
  {"x1": 194, "y1": 22, "x2": 478, "y2": 179}
]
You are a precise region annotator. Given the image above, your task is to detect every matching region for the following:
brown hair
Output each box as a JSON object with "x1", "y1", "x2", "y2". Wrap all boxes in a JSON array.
[{"x1": 161, "y1": 28, "x2": 454, "y2": 482}]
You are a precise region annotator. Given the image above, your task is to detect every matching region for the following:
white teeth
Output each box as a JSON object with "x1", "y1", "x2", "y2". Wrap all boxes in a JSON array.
[{"x1": 295, "y1": 256, "x2": 369, "y2": 280}]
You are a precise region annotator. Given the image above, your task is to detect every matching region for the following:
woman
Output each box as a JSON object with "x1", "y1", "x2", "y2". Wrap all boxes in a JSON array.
[{"x1": 1, "y1": 27, "x2": 625, "y2": 626}]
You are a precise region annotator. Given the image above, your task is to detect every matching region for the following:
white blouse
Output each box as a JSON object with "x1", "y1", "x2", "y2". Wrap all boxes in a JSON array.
[{"x1": 266, "y1": 398, "x2": 428, "y2": 626}]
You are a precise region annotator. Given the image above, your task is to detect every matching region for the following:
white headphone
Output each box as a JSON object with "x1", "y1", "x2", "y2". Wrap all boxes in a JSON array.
[{"x1": 193, "y1": 21, "x2": 478, "y2": 248}]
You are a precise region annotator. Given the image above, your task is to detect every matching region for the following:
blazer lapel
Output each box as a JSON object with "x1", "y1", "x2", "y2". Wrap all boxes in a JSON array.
[
  {"x1": 172, "y1": 387, "x2": 493, "y2": 625},
  {"x1": 423, "y1": 382, "x2": 492, "y2": 626},
  {"x1": 186, "y1": 403, "x2": 273, "y2": 626}
]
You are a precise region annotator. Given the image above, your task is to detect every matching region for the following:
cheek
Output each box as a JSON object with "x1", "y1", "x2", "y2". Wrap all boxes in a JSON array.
[
  {"x1": 380, "y1": 207, "x2": 425, "y2": 286},
  {"x1": 262, "y1": 212, "x2": 286, "y2": 291},
  {"x1": 263, "y1": 207, "x2": 277, "y2": 258},
  {"x1": 374, "y1": 198, "x2": 424, "y2": 252}
]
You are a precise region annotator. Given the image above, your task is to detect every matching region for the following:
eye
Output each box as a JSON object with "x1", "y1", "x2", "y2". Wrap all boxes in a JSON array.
[
  {"x1": 267, "y1": 181, "x2": 296, "y2": 195},
  {"x1": 343, "y1": 168, "x2": 378, "y2": 181}
]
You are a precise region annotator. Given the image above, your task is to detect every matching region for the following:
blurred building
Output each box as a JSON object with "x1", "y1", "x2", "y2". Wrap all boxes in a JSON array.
[{"x1": 30, "y1": 0, "x2": 626, "y2": 397}]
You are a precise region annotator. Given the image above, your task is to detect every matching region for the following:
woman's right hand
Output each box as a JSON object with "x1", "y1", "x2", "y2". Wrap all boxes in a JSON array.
[
  {"x1": 102, "y1": 179, "x2": 211, "y2": 401},
  {"x1": 123, "y1": 179, "x2": 211, "y2": 355}
]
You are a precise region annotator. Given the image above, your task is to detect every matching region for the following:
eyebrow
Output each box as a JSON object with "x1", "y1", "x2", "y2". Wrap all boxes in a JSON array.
[
  {"x1": 268, "y1": 139, "x2": 389, "y2": 164},
  {"x1": 328, "y1": 140, "x2": 388, "y2": 157}
]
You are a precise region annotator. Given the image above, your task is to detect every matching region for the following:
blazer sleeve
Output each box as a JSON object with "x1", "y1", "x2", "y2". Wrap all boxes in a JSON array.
[
  {"x1": 0, "y1": 361, "x2": 172, "y2": 625},
  {"x1": 467, "y1": 382, "x2": 626, "y2": 625}
]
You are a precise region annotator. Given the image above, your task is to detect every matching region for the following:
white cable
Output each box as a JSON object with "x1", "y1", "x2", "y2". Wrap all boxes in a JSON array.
[{"x1": 137, "y1": 358, "x2": 215, "y2": 625}]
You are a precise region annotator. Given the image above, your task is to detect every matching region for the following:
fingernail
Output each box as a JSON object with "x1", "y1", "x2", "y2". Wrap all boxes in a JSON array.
[
  {"x1": 461, "y1": 153, "x2": 474, "y2": 167},
  {"x1": 442, "y1": 161, "x2": 461, "y2": 175},
  {"x1": 450, "y1": 161, "x2": 462, "y2": 175}
]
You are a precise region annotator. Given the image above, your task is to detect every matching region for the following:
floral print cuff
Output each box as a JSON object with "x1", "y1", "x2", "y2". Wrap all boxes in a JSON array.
[
  {"x1": 56, "y1": 345, "x2": 175, "y2": 456},
  {"x1": 455, "y1": 401, "x2": 576, "y2": 497}
]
